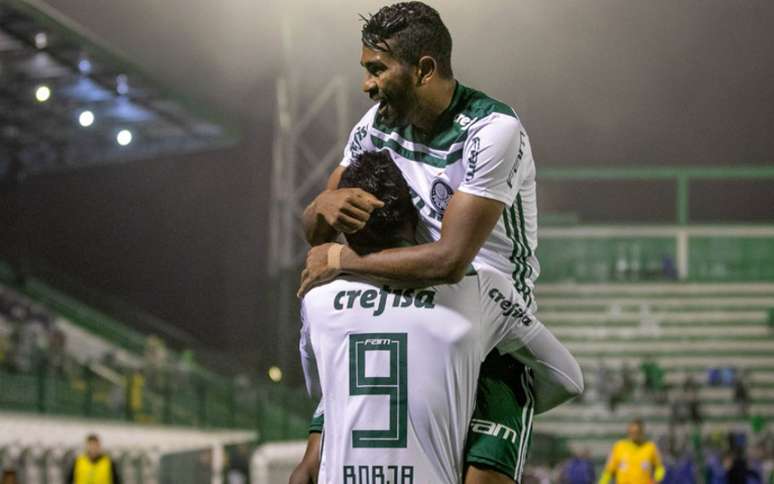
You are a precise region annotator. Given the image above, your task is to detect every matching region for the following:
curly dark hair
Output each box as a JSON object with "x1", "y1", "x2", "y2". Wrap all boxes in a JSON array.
[
  {"x1": 338, "y1": 150, "x2": 418, "y2": 252},
  {"x1": 361, "y1": 2, "x2": 453, "y2": 79}
]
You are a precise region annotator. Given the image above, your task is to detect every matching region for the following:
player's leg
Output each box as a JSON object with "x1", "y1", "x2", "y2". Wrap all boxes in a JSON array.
[
  {"x1": 509, "y1": 326, "x2": 584, "y2": 414},
  {"x1": 464, "y1": 464, "x2": 514, "y2": 484},
  {"x1": 464, "y1": 352, "x2": 535, "y2": 484}
]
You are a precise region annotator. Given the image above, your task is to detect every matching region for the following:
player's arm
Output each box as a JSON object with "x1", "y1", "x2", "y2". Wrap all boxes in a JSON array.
[
  {"x1": 598, "y1": 443, "x2": 620, "y2": 484},
  {"x1": 464, "y1": 465, "x2": 513, "y2": 484},
  {"x1": 652, "y1": 444, "x2": 666, "y2": 483},
  {"x1": 299, "y1": 301, "x2": 321, "y2": 397},
  {"x1": 288, "y1": 432, "x2": 321, "y2": 484},
  {"x1": 305, "y1": 192, "x2": 505, "y2": 295},
  {"x1": 291, "y1": 303, "x2": 323, "y2": 483}
]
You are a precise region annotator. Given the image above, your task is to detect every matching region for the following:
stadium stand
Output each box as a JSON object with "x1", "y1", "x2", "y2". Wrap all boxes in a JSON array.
[
  {"x1": 0, "y1": 262, "x2": 318, "y2": 482},
  {"x1": 0, "y1": 259, "x2": 314, "y2": 436},
  {"x1": 533, "y1": 282, "x2": 774, "y2": 468}
]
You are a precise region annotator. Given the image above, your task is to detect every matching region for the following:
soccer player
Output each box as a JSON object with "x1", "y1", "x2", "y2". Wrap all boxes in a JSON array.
[
  {"x1": 294, "y1": 151, "x2": 582, "y2": 484},
  {"x1": 298, "y1": 3, "x2": 544, "y2": 483},
  {"x1": 599, "y1": 419, "x2": 665, "y2": 484}
]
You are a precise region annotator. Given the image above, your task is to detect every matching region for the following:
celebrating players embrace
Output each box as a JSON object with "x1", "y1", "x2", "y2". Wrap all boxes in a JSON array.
[{"x1": 292, "y1": 3, "x2": 584, "y2": 483}]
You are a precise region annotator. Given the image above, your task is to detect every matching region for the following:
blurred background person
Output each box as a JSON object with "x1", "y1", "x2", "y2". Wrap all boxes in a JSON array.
[
  {"x1": 66, "y1": 434, "x2": 121, "y2": 484},
  {"x1": 561, "y1": 448, "x2": 595, "y2": 484},
  {"x1": 599, "y1": 419, "x2": 665, "y2": 484}
]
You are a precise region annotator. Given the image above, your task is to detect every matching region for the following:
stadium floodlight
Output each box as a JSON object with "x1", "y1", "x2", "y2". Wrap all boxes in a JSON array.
[
  {"x1": 268, "y1": 366, "x2": 283, "y2": 383},
  {"x1": 78, "y1": 110, "x2": 95, "y2": 127},
  {"x1": 78, "y1": 57, "x2": 92, "y2": 74},
  {"x1": 116, "y1": 129, "x2": 133, "y2": 146},
  {"x1": 35, "y1": 85, "x2": 51, "y2": 102},
  {"x1": 34, "y1": 32, "x2": 47, "y2": 49},
  {"x1": 116, "y1": 74, "x2": 129, "y2": 95}
]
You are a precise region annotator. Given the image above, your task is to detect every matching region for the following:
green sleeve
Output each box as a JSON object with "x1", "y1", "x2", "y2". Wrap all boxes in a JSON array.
[{"x1": 308, "y1": 410, "x2": 324, "y2": 433}]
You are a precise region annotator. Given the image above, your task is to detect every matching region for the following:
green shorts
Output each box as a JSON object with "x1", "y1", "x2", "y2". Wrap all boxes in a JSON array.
[{"x1": 465, "y1": 350, "x2": 535, "y2": 482}]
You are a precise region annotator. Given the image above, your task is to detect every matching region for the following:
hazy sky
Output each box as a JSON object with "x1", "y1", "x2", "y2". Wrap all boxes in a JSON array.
[{"x1": 41, "y1": 0, "x2": 774, "y2": 166}]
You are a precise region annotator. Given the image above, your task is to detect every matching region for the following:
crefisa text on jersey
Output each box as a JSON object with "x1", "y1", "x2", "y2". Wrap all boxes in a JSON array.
[
  {"x1": 333, "y1": 286, "x2": 436, "y2": 316},
  {"x1": 488, "y1": 288, "x2": 534, "y2": 326}
]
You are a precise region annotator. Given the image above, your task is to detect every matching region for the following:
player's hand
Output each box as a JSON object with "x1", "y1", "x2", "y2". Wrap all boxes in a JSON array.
[
  {"x1": 298, "y1": 243, "x2": 353, "y2": 297},
  {"x1": 313, "y1": 188, "x2": 384, "y2": 234}
]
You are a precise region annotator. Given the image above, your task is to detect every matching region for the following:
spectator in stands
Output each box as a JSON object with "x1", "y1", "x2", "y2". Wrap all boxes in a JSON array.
[
  {"x1": 0, "y1": 329, "x2": 9, "y2": 370},
  {"x1": 672, "y1": 452, "x2": 698, "y2": 484},
  {"x1": 620, "y1": 362, "x2": 636, "y2": 400},
  {"x1": 661, "y1": 255, "x2": 678, "y2": 280},
  {"x1": 561, "y1": 448, "x2": 595, "y2": 484},
  {"x1": 47, "y1": 324, "x2": 66, "y2": 376},
  {"x1": 661, "y1": 438, "x2": 698, "y2": 484},
  {"x1": 128, "y1": 369, "x2": 144, "y2": 420},
  {"x1": 596, "y1": 359, "x2": 618, "y2": 412},
  {"x1": 599, "y1": 419, "x2": 665, "y2": 484},
  {"x1": 670, "y1": 374, "x2": 703, "y2": 436},
  {"x1": 66, "y1": 434, "x2": 121, "y2": 484},
  {"x1": 726, "y1": 448, "x2": 761, "y2": 484},
  {"x1": 750, "y1": 445, "x2": 768, "y2": 484},
  {"x1": 9, "y1": 318, "x2": 43, "y2": 373},
  {"x1": 225, "y1": 443, "x2": 250, "y2": 484},
  {"x1": 734, "y1": 369, "x2": 751, "y2": 418},
  {"x1": 641, "y1": 357, "x2": 666, "y2": 403},
  {"x1": 760, "y1": 444, "x2": 774, "y2": 484},
  {"x1": 683, "y1": 374, "x2": 703, "y2": 427},
  {"x1": 705, "y1": 452, "x2": 727, "y2": 484}
]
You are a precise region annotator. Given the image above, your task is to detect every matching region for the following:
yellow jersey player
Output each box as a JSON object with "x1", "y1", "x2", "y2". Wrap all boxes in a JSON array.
[{"x1": 599, "y1": 419, "x2": 665, "y2": 484}]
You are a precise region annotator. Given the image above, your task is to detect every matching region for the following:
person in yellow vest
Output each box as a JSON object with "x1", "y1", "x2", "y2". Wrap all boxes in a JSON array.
[
  {"x1": 599, "y1": 419, "x2": 665, "y2": 484},
  {"x1": 66, "y1": 434, "x2": 121, "y2": 484}
]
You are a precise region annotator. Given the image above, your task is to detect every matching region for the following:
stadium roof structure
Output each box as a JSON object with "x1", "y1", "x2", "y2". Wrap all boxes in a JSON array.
[{"x1": 0, "y1": 0, "x2": 238, "y2": 184}]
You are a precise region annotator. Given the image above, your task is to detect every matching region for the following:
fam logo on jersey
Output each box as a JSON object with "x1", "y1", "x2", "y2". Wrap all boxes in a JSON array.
[
  {"x1": 469, "y1": 418, "x2": 518, "y2": 444},
  {"x1": 454, "y1": 113, "x2": 477, "y2": 130},
  {"x1": 430, "y1": 179, "x2": 454, "y2": 215}
]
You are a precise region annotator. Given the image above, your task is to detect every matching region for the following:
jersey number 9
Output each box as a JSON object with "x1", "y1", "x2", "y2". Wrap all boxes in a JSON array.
[{"x1": 349, "y1": 333, "x2": 408, "y2": 448}]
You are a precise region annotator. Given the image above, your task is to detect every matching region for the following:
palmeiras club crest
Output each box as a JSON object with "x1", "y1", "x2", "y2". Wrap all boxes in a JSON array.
[{"x1": 430, "y1": 179, "x2": 454, "y2": 215}]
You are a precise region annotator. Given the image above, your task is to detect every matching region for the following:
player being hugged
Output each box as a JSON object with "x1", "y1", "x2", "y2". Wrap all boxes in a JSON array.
[{"x1": 292, "y1": 151, "x2": 583, "y2": 484}]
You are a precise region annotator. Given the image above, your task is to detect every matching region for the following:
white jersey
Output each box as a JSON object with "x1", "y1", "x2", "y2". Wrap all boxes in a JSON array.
[
  {"x1": 300, "y1": 265, "x2": 543, "y2": 484},
  {"x1": 340, "y1": 82, "x2": 539, "y2": 308}
]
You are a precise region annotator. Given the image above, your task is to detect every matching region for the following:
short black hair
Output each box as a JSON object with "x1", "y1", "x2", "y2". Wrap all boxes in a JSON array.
[
  {"x1": 361, "y1": 2, "x2": 453, "y2": 79},
  {"x1": 338, "y1": 150, "x2": 418, "y2": 252},
  {"x1": 86, "y1": 434, "x2": 100, "y2": 443}
]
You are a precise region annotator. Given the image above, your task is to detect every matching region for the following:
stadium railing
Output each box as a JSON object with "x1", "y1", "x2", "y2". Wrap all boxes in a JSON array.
[{"x1": 538, "y1": 225, "x2": 774, "y2": 282}]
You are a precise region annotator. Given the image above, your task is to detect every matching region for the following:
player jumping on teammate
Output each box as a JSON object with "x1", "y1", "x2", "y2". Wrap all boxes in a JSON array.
[{"x1": 298, "y1": 3, "x2": 562, "y2": 482}]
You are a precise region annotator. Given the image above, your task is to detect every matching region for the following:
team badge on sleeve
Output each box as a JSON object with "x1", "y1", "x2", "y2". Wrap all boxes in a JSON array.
[{"x1": 430, "y1": 179, "x2": 454, "y2": 214}]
